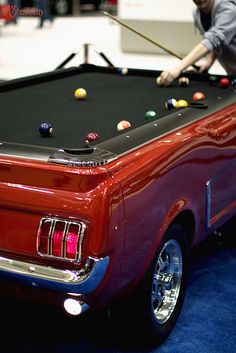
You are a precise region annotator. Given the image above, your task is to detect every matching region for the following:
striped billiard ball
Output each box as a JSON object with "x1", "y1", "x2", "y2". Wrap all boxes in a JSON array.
[{"x1": 165, "y1": 98, "x2": 177, "y2": 110}]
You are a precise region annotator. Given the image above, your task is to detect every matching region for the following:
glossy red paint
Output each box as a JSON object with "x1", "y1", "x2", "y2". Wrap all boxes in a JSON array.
[{"x1": 0, "y1": 67, "x2": 236, "y2": 322}]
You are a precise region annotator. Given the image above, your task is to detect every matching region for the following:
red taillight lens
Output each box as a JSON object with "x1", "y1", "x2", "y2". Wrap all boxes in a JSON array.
[
  {"x1": 37, "y1": 218, "x2": 85, "y2": 262},
  {"x1": 51, "y1": 221, "x2": 66, "y2": 257},
  {"x1": 37, "y1": 219, "x2": 51, "y2": 254},
  {"x1": 65, "y1": 223, "x2": 80, "y2": 259}
]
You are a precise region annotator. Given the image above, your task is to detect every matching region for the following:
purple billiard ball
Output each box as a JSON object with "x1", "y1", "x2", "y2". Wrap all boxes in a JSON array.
[
  {"x1": 165, "y1": 98, "x2": 177, "y2": 110},
  {"x1": 39, "y1": 122, "x2": 53, "y2": 137}
]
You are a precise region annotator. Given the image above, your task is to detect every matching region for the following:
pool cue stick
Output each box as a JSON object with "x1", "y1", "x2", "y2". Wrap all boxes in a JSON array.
[{"x1": 102, "y1": 11, "x2": 200, "y2": 71}]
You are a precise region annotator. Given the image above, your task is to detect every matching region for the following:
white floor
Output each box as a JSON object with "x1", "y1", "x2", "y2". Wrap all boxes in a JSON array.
[{"x1": 0, "y1": 13, "x2": 226, "y2": 80}]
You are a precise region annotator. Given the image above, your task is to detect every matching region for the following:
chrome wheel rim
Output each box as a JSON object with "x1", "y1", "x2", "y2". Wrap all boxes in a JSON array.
[{"x1": 152, "y1": 239, "x2": 183, "y2": 324}]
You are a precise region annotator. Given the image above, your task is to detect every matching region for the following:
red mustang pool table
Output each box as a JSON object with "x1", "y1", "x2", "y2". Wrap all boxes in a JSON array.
[{"x1": 0, "y1": 63, "x2": 236, "y2": 347}]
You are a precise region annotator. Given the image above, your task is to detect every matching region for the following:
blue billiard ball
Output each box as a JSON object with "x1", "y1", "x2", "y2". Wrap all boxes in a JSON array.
[
  {"x1": 231, "y1": 78, "x2": 236, "y2": 86},
  {"x1": 39, "y1": 122, "x2": 53, "y2": 137}
]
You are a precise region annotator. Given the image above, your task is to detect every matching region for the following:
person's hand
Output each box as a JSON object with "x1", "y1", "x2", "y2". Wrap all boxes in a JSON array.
[{"x1": 159, "y1": 66, "x2": 182, "y2": 86}]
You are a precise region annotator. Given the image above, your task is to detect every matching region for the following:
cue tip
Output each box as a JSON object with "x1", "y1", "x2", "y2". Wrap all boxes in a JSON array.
[{"x1": 102, "y1": 10, "x2": 113, "y2": 18}]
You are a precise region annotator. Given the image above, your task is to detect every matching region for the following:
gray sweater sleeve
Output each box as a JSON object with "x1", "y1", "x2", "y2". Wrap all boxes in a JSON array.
[{"x1": 193, "y1": 0, "x2": 236, "y2": 52}]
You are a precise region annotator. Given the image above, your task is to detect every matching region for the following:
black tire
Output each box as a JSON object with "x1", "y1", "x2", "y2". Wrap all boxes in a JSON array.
[
  {"x1": 110, "y1": 223, "x2": 188, "y2": 348},
  {"x1": 215, "y1": 215, "x2": 236, "y2": 247}
]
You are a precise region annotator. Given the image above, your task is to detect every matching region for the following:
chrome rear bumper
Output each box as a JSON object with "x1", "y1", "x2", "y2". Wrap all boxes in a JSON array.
[{"x1": 0, "y1": 255, "x2": 109, "y2": 294}]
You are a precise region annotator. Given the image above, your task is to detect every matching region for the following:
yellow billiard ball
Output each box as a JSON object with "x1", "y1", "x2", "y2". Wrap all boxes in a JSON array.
[
  {"x1": 74, "y1": 88, "x2": 87, "y2": 100},
  {"x1": 176, "y1": 99, "x2": 189, "y2": 108}
]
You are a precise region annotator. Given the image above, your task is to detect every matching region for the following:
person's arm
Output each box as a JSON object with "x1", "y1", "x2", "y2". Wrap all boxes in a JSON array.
[
  {"x1": 159, "y1": 42, "x2": 210, "y2": 86},
  {"x1": 197, "y1": 50, "x2": 217, "y2": 73}
]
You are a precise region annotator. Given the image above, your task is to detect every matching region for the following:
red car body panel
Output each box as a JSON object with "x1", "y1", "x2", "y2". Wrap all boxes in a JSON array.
[{"x1": 0, "y1": 100, "x2": 235, "y2": 312}]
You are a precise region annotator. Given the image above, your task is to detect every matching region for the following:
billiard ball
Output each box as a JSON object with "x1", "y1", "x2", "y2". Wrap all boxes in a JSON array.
[
  {"x1": 85, "y1": 131, "x2": 100, "y2": 144},
  {"x1": 219, "y1": 77, "x2": 230, "y2": 88},
  {"x1": 193, "y1": 91, "x2": 205, "y2": 101},
  {"x1": 178, "y1": 77, "x2": 190, "y2": 87},
  {"x1": 176, "y1": 99, "x2": 189, "y2": 108},
  {"x1": 156, "y1": 76, "x2": 163, "y2": 86},
  {"x1": 39, "y1": 122, "x2": 53, "y2": 137},
  {"x1": 209, "y1": 75, "x2": 218, "y2": 86},
  {"x1": 120, "y1": 67, "x2": 128, "y2": 76},
  {"x1": 117, "y1": 120, "x2": 131, "y2": 131},
  {"x1": 231, "y1": 78, "x2": 236, "y2": 86},
  {"x1": 165, "y1": 98, "x2": 177, "y2": 110},
  {"x1": 74, "y1": 88, "x2": 87, "y2": 100},
  {"x1": 144, "y1": 110, "x2": 157, "y2": 120},
  {"x1": 118, "y1": 67, "x2": 128, "y2": 75}
]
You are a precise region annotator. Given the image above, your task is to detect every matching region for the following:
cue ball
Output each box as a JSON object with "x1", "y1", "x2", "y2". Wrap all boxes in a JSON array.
[
  {"x1": 156, "y1": 76, "x2": 163, "y2": 86},
  {"x1": 176, "y1": 99, "x2": 189, "y2": 108},
  {"x1": 39, "y1": 122, "x2": 53, "y2": 137},
  {"x1": 74, "y1": 88, "x2": 87, "y2": 100},
  {"x1": 178, "y1": 77, "x2": 190, "y2": 87},
  {"x1": 118, "y1": 67, "x2": 128, "y2": 75},
  {"x1": 219, "y1": 77, "x2": 230, "y2": 88},
  {"x1": 165, "y1": 98, "x2": 177, "y2": 110},
  {"x1": 117, "y1": 120, "x2": 131, "y2": 131},
  {"x1": 193, "y1": 91, "x2": 205, "y2": 101},
  {"x1": 85, "y1": 131, "x2": 100, "y2": 143}
]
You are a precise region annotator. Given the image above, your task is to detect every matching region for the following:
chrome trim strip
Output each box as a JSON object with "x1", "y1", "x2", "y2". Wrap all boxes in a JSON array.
[
  {"x1": 48, "y1": 148, "x2": 117, "y2": 167},
  {"x1": 0, "y1": 255, "x2": 109, "y2": 294},
  {"x1": 206, "y1": 180, "x2": 211, "y2": 229}
]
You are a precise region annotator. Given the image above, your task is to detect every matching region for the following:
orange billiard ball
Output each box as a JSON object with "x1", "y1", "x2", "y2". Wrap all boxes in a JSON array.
[{"x1": 117, "y1": 120, "x2": 131, "y2": 131}]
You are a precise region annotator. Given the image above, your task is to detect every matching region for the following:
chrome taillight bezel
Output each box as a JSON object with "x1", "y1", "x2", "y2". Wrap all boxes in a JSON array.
[{"x1": 36, "y1": 217, "x2": 86, "y2": 262}]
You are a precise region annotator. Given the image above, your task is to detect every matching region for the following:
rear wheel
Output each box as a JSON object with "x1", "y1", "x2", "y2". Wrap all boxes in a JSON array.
[{"x1": 111, "y1": 223, "x2": 188, "y2": 348}]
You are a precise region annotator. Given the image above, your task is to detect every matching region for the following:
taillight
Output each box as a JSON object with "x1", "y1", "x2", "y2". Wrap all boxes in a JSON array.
[
  {"x1": 65, "y1": 223, "x2": 80, "y2": 259},
  {"x1": 37, "y1": 217, "x2": 86, "y2": 262},
  {"x1": 51, "y1": 221, "x2": 66, "y2": 257}
]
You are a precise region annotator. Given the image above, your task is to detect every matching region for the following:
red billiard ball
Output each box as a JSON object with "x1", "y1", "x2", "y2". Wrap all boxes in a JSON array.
[
  {"x1": 117, "y1": 120, "x2": 131, "y2": 131},
  {"x1": 39, "y1": 122, "x2": 53, "y2": 137},
  {"x1": 193, "y1": 91, "x2": 205, "y2": 101},
  {"x1": 85, "y1": 131, "x2": 100, "y2": 144},
  {"x1": 219, "y1": 77, "x2": 230, "y2": 88}
]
